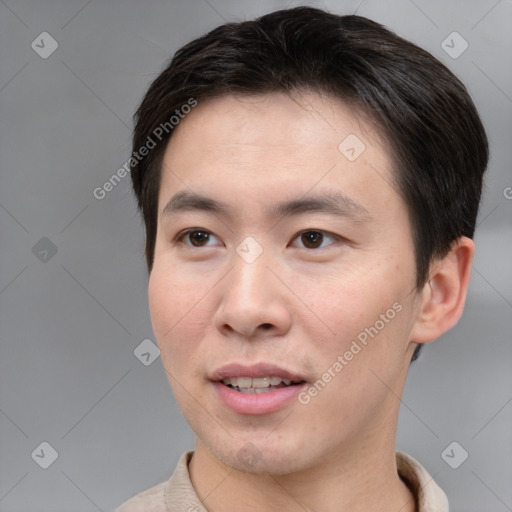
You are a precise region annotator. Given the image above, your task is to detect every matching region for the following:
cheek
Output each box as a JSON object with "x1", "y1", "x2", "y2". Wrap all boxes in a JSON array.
[
  {"x1": 148, "y1": 267, "x2": 178, "y2": 336},
  {"x1": 298, "y1": 259, "x2": 416, "y2": 383},
  {"x1": 148, "y1": 264, "x2": 214, "y2": 371},
  {"x1": 298, "y1": 260, "x2": 406, "y2": 333},
  {"x1": 296, "y1": 301, "x2": 415, "y2": 440},
  {"x1": 149, "y1": 260, "x2": 201, "y2": 331}
]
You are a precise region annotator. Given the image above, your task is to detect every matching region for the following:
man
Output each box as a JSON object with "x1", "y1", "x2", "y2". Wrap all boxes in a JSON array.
[{"x1": 118, "y1": 6, "x2": 488, "y2": 511}]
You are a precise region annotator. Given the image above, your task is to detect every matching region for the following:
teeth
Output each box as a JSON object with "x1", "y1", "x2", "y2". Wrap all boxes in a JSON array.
[
  {"x1": 237, "y1": 377, "x2": 253, "y2": 388},
  {"x1": 251, "y1": 377, "x2": 269, "y2": 388},
  {"x1": 221, "y1": 376, "x2": 295, "y2": 388},
  {"x1": 238, "y1": 387, "x2": 272, "y2": 394}
]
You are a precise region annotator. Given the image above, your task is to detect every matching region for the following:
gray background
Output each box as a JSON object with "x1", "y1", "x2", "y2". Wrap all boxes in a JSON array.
[{"x1": 0, "y1": 0, "x2": 511, "y2": 510}]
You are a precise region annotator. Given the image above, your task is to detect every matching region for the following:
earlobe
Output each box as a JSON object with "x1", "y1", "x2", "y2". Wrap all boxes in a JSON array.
[{"x1": 410, "y1": 237, "x2": 475, "y2": 344}]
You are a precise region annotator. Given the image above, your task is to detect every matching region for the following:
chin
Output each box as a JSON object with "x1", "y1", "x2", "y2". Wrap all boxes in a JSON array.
[{"x1": 200, "y1": 429, "x2": 317, "y2": 476}]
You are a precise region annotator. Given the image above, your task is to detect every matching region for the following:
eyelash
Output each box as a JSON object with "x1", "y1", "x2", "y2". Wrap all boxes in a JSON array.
[{"x1": 173, "y1": 228, "x2": 341, "y2": 250}]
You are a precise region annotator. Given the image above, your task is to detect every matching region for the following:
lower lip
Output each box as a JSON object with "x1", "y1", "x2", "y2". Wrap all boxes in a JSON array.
[{"x1": 212, "y1": 381, "x2": 306, "y2": 415}]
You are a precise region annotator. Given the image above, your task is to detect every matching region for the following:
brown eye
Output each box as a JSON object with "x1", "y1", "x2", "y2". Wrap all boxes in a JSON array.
[
  {"x1": 176, "y1": 229, "x2": 218, "y2": 247},
  {"x1": 188, "y1": 230, "x2": 210, "y2": 246},
  {"x1": 292, "y1": 230, "x2": 337, "y2": 249},
  {"x1": 301, "y1": 231, "x2": 324, "y2": 248}
]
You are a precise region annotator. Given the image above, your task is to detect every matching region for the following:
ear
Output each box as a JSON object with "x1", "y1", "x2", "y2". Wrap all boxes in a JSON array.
[{"x1": 410, "y1": 236, "x2": 474, "y2": 344}]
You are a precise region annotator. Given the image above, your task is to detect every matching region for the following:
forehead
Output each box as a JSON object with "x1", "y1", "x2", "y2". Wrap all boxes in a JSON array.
[
  {"x1": 166, "y1": 92, "x2": 384, "y2": 159},
  {"x1": 158, "y1": 91, "x2": 400, "y2": 217}
]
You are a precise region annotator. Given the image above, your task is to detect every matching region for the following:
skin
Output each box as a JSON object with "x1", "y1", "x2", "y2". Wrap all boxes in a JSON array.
[{"x1": 148, "y1": 91, "x2": 474, "y2": 511}]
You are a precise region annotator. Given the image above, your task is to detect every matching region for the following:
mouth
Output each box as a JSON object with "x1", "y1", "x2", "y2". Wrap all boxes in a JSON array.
[
  {"x1": 220, "y1": 376, "x2": 305, "y2": 394},
  {"x1": 210, "y1": 363, "x2": 307, "y2": 415}
]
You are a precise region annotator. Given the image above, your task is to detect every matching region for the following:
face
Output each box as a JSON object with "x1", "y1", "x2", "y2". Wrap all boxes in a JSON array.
[{"x1": 148, "y1": 91, "x2": 422, "y2": 475}]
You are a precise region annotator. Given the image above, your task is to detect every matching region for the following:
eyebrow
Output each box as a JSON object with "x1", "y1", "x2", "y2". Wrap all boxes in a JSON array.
[{"x1": 161, "y1": 190, "x2": 371, "y2": 222}]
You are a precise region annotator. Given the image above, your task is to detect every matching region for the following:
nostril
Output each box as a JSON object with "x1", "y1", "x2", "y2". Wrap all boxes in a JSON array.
[{"x1": 261, "y1": 323, "x2": 273, "y2": 330}]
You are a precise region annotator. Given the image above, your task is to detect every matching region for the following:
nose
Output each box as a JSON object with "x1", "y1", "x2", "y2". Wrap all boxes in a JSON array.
[{"x1": 214, "y1": 250, "x2": 292, "y2": 340}]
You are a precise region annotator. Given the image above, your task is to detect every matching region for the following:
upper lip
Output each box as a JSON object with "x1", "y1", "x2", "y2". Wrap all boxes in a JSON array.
[{"x1": 209, "y1": 362, "x2": 306, "y2": 383}]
